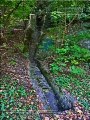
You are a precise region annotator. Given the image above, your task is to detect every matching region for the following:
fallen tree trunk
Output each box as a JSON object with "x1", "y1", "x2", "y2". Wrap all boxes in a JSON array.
[{"x1": 35, "y1": 59, "x2": 76, "y2": 111}]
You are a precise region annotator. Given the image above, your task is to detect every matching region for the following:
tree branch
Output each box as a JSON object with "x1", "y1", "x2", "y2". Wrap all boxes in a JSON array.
[{"x1": 4, "y1": 1, "x2": 22, "y2": 27}]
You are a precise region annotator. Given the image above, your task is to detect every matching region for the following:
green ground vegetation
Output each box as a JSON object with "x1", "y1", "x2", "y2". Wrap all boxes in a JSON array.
[
  {"x1": 47, "y1": 29, "x2": 90, "y2": 110},
  {"x1": 0, "y1": 75, "x2": 37, "y2": 120}
]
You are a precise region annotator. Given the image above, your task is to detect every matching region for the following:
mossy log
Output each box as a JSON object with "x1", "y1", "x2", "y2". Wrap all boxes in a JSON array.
[{"x1": 36, "y1": 60, "x2": 76, "y2": 111}]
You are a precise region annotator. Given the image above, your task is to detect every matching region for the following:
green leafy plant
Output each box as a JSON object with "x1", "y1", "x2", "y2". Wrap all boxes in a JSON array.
[
  {"x1": 78, "y1": 99, "x2": 89, "y2": 110},
  {"x1": 14, "y1": 43, "x2": 24, "y2": 52},
  {"x1": 55, "y1": 75, "x2": 70, "y2": 87},
  {"x1": 9, "y1": 59, "x2": 16, "y2": 65},
  {"x1": 22, "y1": 52, "x2": 28, "y2": 57},
  {"x1": 55, "y1": 74, "x2": 90, "y2": 110},
  {"x1": 69, "y1": 65, "x2": 86, "y2": 75},
  {"x1": 65, "y1": 30, "x2": 90, "y2": 42},
  {"x1": 8, "y1": 49, "x2": 13, "y2": 53},
  {"x1": 50, "y1": 40, "x2": 90, "y2": 75},
  {"x1": 50, "y1": 63, "x2": 59, "y2": 74},
  {"x1": 1, "y1": 75, "x2": 38, "y2": 119}
]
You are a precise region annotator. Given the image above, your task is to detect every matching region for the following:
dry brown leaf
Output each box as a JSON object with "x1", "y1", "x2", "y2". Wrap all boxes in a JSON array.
[{"x1": 44, "y1": 117, "x2": 50, "y2": 120}]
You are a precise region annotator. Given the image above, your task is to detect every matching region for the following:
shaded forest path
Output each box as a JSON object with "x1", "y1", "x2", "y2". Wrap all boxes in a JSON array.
[{"x1": 0, "y1": 27, "x2": 90, "y2": 120}]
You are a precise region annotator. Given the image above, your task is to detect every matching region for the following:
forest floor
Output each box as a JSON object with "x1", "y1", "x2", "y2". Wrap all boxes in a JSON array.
[{"x1": 0, "y1": 27, "x2": 90, "y2": 120}]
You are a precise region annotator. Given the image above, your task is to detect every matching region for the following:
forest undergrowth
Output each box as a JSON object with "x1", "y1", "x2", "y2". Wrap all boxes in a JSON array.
[{"x1": 0, "y1": 27, "x2": 90, "y2": 120}]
